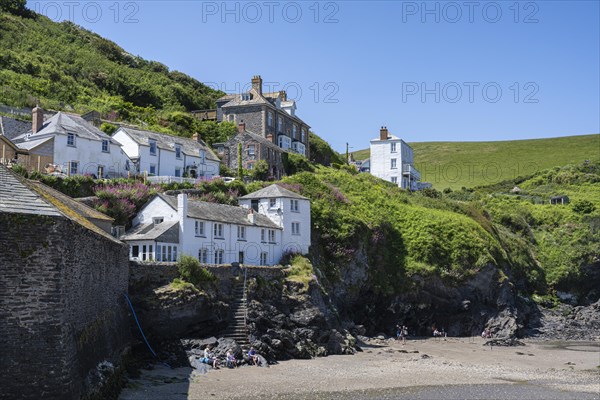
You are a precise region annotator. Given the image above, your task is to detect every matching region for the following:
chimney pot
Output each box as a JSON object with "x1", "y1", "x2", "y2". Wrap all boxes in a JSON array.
[
  {"x1": 380, "y1": 126, "x2": 389, "y2": 141},
  {"x1": 32, "y1": 106, "x2": 44, "y2": 134},
  {"x1": 192, "y1": 133, "x2": 199, "y2": 141},
  {"x1": 238, "y1": 121, "x2": 246, "y2": 133}
]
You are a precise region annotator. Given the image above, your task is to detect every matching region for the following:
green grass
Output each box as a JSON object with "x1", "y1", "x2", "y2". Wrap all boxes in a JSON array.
[{"x1": 351, "y1": 134, "x2": 600, "y2": 190}]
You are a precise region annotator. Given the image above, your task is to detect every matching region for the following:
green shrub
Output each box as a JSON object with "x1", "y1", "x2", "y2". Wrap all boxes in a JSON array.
[
  {"x1": 177, "y1": 255, "x2": 215, "y2": 286},
  {"x1": 572, "y1": 199, "x2": 595, "y2": 215}
]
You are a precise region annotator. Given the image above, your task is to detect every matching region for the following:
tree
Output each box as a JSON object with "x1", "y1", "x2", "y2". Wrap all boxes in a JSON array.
[
  {"x1": 0, "y1": 0, "x2": 28, "y2": 16},
  {"x1": 237, "y1": 142, "x2": 243, "y2": 178},
  {"x1": 251, "y1": 160, "x2": 269, "y2": 181}
]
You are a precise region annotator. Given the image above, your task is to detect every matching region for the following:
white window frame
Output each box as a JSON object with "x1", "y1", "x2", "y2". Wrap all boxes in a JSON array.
[
  {"x1": 195, "y1": 221, "x2": 205, "y2": 237},
  {"x1": 102, "y1": 139, "x2": 110, "y2": 153},
  {"x1": 391, "y1": 158, "x2": 397, "y2": 169},
  {"x1": 292, "y1": 125, "x2": 298, "y2": 139},
  {"x1": 261, "y1": 228, "x2": 266, "y2": 243},
  {"x1": 278, "y1": 116, "x2": 283, "y2": 132},
  {"x1": 175, "y1": 144, "x2": 182, "y2": 159},
  {"x1": 153, "y1": 217, "x2": 164, "y2": 225},
  {"x1": 70, "y1": 161, "x2": 78, "y2": 175},
  {"x1": 291, "y1": 199, "x2": 299, "y2": 212},
  {"x1": 237, "y1": 225, "x2": 246, "y2": 240},
  {"x1": 301, "y1": 128, "x2": 306, "y2": 142},
  {"x1": 175, "y1": 167, "x2": 181, "y2": 177},
  {"x1": 268, "y1": 229, "x2": 276, "y2": 243},
  {"x1": 149, "y1": 164, "x2": 156, "y2": 175},
  {"x1": 214, "y1": 223, "x2": 224, "y2": 238},
  {"x1": 260, "y1": 252, "x2": 268, "y2": 265},
  {"x1": 391, "y1": 176, "x2": 398, "y2": 184},
  {"x1": 269, "y1": 198, "x2": 277, "y2": 208},
  {"x1": 198, "y1": 248, "x2": 208, "y2": 263},
  {"x1": 215, "y1": 249, "x2": 224, "y2": 264},
  {"x1": 67, "y1": 133, "x2": 76, "y2": 147},
  {"x1": 268, "y1": 112, "x2": 273, "y2": 127},
  {"x1": 149, "y1": 139, "x2": 157, "y2": 156},
  {"x1": 292, "y1": 222, "x2": 300, "y2": 236},
  {"x1": 390, "y1": 142, "x2": 397, "y2": 153}
]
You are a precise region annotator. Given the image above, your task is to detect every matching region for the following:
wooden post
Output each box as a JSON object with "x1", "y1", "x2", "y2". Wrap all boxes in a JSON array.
[{"x1": 37, "y1": 155, "x2": 41, "y2": 172}]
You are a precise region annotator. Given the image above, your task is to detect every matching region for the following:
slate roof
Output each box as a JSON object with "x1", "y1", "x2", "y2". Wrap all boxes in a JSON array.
[
  {"x1": 14, "y1": 136, "x2": 53, "y2": 151},
  {"x1": 121, "y1": 220, "x2": 179, "y2": 243},
  {"x1": 239, "y1": 184, "x2": 308, "y2": 200},
  {"x1": 0, "y1": 116, "x2": 30, "y2": 140},
  {"x1": 0, "y1": 165, "x2": 61, "y2": 216},
  {"x1": 12, "y1": 112, "x2": 119, "y2": 145},
  {"x1": 225, "y1": 129, "x2": 284, "y2": 153},
  {"x1": 117, "y1": 127, "x2": 219, "y2": 161},
  {"x1": 157, "y1": 194, "x2": 281, "y2": 229}
]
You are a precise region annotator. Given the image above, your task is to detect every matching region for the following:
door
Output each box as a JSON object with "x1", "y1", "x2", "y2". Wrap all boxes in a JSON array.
[{"x1": 239, "y1": 251, "x2": 244, "y2": 265}]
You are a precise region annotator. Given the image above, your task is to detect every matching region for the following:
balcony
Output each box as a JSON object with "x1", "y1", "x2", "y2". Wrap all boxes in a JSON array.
[{"x1": 402, "y1": 164, "x2": 420, "y2": 181}]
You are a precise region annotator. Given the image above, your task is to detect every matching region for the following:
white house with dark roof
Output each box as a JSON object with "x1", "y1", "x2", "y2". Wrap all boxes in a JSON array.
[
  {"x1": 112, "y1": 127, "x2": 220, "y2": 180},
  {"x1": 370, "y1": 127, "x2": 420, "y2": 190},
  {"x1": 121, "y1": 184, "x2": 311, "y2": 266},
  {"x1": 10, "y1": 107, "x2": 131, "y2": 177}
]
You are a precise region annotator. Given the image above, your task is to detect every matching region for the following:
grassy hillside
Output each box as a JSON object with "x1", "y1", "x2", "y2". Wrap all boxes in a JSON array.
[
  {"x1": 351, "y1": 134, "x2": 600, "y2": 190},
  {"x1": 0, "y1": 9, "x2": 225, "y2": 136}
]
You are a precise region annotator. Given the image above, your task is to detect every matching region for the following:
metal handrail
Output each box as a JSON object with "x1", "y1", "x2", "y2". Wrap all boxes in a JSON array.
[{"x1": 242, "y1": 265, "x2": 248, "y2": 342}]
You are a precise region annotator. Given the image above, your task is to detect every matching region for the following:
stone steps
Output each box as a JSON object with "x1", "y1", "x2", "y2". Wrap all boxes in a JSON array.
[{"x1": 222, "y1": 281, "x2": 249, "y2": 345}]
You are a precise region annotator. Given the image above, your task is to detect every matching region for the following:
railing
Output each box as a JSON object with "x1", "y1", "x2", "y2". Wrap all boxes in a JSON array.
[
  {"x1": 402, "y1": 164, "x2": 421, "y2": 181},
  {"x1": 146, "y1": 176, "x2": 198, "y2": 184},
  {"x1": 242, "y1": 265, "x2": 249, "y2": 342}
]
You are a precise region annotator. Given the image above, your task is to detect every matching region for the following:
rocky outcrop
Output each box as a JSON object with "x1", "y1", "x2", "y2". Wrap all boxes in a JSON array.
[{"x1": 529, "y1": 300, "x2": 600, "y2": 341}]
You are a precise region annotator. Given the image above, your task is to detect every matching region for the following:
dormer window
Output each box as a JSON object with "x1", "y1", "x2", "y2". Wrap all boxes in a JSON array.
[
  {"x1": 241, "y1": 92, "x2": 252, "y2": 101},
  {"x1": 175, "y1": 144, "x2": 182, "y2": 159},
  {"x1": 149, "y1": 139, "x2": 157, "y2": 156},
  {"x1": 67, "y1": 132, "x2": 76, "y2": 147},
  {"x1": 153, "y1": 217, "x2": 164, "y2": 226},
  {"x1": 102, "y1": 139, "x2": 110, "y2": 153}
]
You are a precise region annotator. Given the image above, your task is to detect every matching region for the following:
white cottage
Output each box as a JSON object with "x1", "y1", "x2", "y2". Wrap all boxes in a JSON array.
[
  {"x1": 369, "y1": 127, "x2": 420, "y2": 190},
  {"x1": 11, "y1": 108, "x2": 131, "y2": 177},
  {"x1": 112, "y1": 127, "x2": 220, "y2": 180},
  {"x1": 121, "y1": 184, "x2": 311, "y2": 266}
]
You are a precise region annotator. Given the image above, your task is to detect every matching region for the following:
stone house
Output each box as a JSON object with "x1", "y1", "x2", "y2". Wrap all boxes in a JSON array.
[
  {"x1": 0, "y1": 165, "x2": 130, "y2": 400},
  {"x1": 214, "y1": 122, "x2": 286, "y2": 179},
  {"x1": 197, "y1": 75, "x2": 310, "y2": 157},
  {"x1": 113, "y1": 126, "x2": 220, "y2": 179},
  {"x1": 369, "y1": 126, "x2": 421, "y2": 190},
  {"x1": 121, "y1": 184, "x2": 311, "y2": 266},
  {"x1": 10, "y1": 107, "x2": 131, "y2": 177}
]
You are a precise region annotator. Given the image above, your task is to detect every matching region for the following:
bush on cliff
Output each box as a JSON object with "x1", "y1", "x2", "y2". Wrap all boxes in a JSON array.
[{"x1": 177, "y1": 255, "x2": 216, "y2": 287}]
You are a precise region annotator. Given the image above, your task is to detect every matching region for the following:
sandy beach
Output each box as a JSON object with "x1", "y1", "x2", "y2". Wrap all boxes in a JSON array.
[{"x1": 120, "y1": 337, "x2": 600, "y2": 400}]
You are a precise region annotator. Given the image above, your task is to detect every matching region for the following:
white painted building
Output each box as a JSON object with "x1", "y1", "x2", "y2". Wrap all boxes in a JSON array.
[
  {"x1": 113, "y1": 127, "x2": 220, "y2": 180},
  {"x1": 369, "y1": 127, "x2": 420, "y2": 190},
  {"x1": 11, "y1": 108, "x2": 131, "y2": 177},
  {"x1": 121, "y1": 184, "x2": 311, "y2": 266}
]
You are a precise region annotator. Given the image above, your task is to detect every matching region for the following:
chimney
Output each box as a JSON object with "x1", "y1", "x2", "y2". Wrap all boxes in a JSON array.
[
  {"x1": 280, "y1": 90, "x2": 287, "y2": 102},
  {"x1": 32, "y1": 106, "x2": 44, "y2": 133},
  {"x1": 266, "y1": 133, "x2": 273, "y2": 143},
  {"x1": 380, "y1": 126, "x2": 389, "y2": 141},
  {"x1": 247, "y1": 208, "x2": 256, "y2": 224},
  {"x1": 238, "y1": 121, "x2": 246, "y2": 133},
  {"x1": 192, "y1": 133, "x2": 199, "y2": 142},
  {"x1": 251, "y1": 75, "x2": 263, "y2": 95}
]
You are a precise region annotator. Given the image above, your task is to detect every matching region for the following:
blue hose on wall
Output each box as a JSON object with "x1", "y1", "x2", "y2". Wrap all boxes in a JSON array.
[{"x1": 124, "y1": 292, "x2": 171, "y2": 369}]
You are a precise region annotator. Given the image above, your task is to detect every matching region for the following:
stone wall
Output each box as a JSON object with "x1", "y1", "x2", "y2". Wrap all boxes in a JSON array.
[{"x1": 0, "y1": 214, "x2": 131, "y2": 400}]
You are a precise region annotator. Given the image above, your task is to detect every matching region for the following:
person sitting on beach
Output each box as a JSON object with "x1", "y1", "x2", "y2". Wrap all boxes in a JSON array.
[
  {"x1": 204, "y1": 346, "x2": 219, "y2": 369},
  {"x1": 226, "y1": 350, "x2": 237, "y2": 368},
  {"x1": 247, "y1": 347, "x2": 259, "y2": 366},
  {"x1": 433, "y1": 327, "x2": 442, "y2": 337},
  {"x1": 481, "y1": 328, "x2": 492, "y2": 339}
]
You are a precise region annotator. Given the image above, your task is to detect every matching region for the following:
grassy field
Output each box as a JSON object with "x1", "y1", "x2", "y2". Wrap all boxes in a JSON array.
[{"x1": 351, "y1": 134, "x2": 600, "y2": 190}]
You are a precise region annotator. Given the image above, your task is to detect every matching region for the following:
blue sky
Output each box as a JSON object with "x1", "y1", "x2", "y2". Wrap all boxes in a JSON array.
[{"x1": 28, "y1": 1, "x2": 600, "y2": 152}]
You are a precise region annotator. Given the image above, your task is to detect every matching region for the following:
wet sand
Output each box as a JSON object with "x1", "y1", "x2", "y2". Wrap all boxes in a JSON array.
[{"x1": 120, "y1": 337, "x2": 600, "y2": 400}]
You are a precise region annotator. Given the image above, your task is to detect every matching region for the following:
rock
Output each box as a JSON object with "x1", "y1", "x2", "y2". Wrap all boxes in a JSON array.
[{"x1": 484, "y1": 338, "x2": 525, "y2": 347}]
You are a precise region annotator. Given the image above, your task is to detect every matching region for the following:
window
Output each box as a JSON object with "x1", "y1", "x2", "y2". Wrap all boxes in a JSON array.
[
  {"x1": 195, "y1": 221, "x2": 205, "y2": 236},
  {"x1": 260, "y1": 252, "x2": 268, "y2": 265},
  {"x1": 291, "y1": 199, "x2": 299, "y2": 212},
  {"x1": 268, "y1": 112, "x2": 273, "y2": 127},
  {"x1": 148, "y1": 245, "x2": 153, "y2": 261},
  {"x1": 391, "y1": 176, "x2": 398, "y2": 184},
  {"x1": 214, "y1": 223, "x2": 223, "y2": 238},
  {"x1": 155, "y1": 244, "x2": 177, "y2": 262},
  {"x1": 131, "y1": 245, "x2": 139, "y2": 258},
  {"x1": 156, "y1": 245, "x2": 161, "y2": 261},
  {"x1": 215, "y1": 249, "x2": 224, "y2": 264},
  {"x1": 149, "y1": 140, "x2": 157, "y2": 156},
  {"x1": 391, "y1": 158, "x2": 397, "y2": 169},
  {"x1": 268, "y1": 229, "x2": 276, "y2": 243},
  {"x1": 175, "y1": 144, "x2": 182, "y2": 159},
  {"x1": 251, "y1": 200, "x2": 259, "y2": 212},
  {"x1": 278, "y1": 135, "x2": 291, "y2": 150},
  {"x1": 301, "y1": 128, "x2": 306, "y2": 142},
  {"x1": 278, "y1": 116, "x2": 283, "y2": 132},
  {"x1": 239, "y1": 251, "x2": 244, "y2": 264},
  {"x1": 198, "y1": 248, "x2": 208, "y2": 263},
  {"x1": 237, "y1": 226, "x2": 246, "y2": 240},
  {"x1": 199, "y1": 150, "x2": 206, "y2": 164},
  {"x1": 291, "y1": 222, "x2": 300, "y2": 236},
  {"x1": 391, "y1": 142, "x2": 397, "y2": 153},
  {"x1": 261, "y1": 228, "x2": 266, "y2": 242},
  {"x1": 228, "y1": 114, "x2": 234, "y2": 122},
  {"x1": 153, "y1": 217, "x2": 164, "y2": 225},
  {"x1": 67, "y1": 133, "x2": 76, "y2": 147},
  {"x1": 175, "y1": 168, "x2": 181, "y2": 177},
  {"x1": 149, "y1": 164, "x2": 156, "y2": 175},
  {"x1": 125, "y1": 160, "x2": 130, "y2": 171},
  {"x1": 241, "y1": 92, "x2": 252, "y2": 101},
  {"x1": 247, "y1": 144, "x2": 256, "y2": 159},
  {"x1": 70, "y1": 161, "x2": 78, "y2": 175},
  {"x1": 292, "y1": 125, "x2": 297, "y2": 139},
  {"x1": 102, "y1": 139, "x2": 110, "y2": 153},
  {"x1": 269, "y1": 198, "x2": 277, "y2": 208}
]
